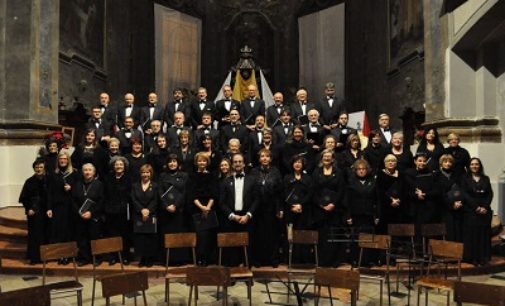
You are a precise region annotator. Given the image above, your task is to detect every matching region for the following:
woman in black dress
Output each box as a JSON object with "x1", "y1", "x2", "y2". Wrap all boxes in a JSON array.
[
  {"x1": 125, "y1": 137, "x2": 147, "y2": 183},
  {"x1": 346, "y1": 159, "x2": 379, "y2": 263},
  {"x1": 42, "y1": 139, "x2": 59, "y2": 175},
  {"x1": 363, "y1": 129, "x2": 387, "y2": 176},
  {"x1": 250, "y1": 148, "x2": 283, "y2": 267},
  {"x1": 71, "y1": 163, "x2": 104, "y2": 265},
  {"x1": 444, "y1": 132, "x2": 470, "y2": 178},
  {"x1": 435, "y1": 154, "x2": 464, "y2": 242},
  {"x1": 173, "y1": 130, "x2": 196, "y2": 173},
  {"x1": 71, "y1": 129, "x2": 108, "y2": 179},
  {"x1": 282, "y1": 126, "x2": 315, "y2": 174},
  {"x1": 283, "y1": 154, "x2": 313, "y2": 263},
  {"x1": 187, "y1": 152, "x2": 219, "y2": 266},
  {"x1": 103, "y1": 156, "x2": 132, "y2": 264},
  {"x1": 199, "y1": 134, "x2": 223, "y2": 174},
  {"x1": 337, "y1": 134, "x2": 363, "y2": 180},
  {"x1": 461, "y1": 158, "x2": 493, "y2": 266},
  {"x1": 376, "y1": 154, "x2": 407, "y2": 234},
  {"x1": 416, "y1": 128, "x2": 444, "y2": 172},
  {"x1": 131, "y1": 164, "x2": 159, "y2": 267},
  {"x1": 312, "y1": 149, "x2": 349, "y2": 267},
  {"x1": 389, "y1": 132, "x2": 414, "y2": 172},
  {"x1": 19, "y1": 159, "x2": 48, "y2": 264},
  {"x1": 148, "y1": 134, "x2": 171, "y2": 180},
  {"x1": 158, "y1": 153, "x2": 189, "y2": 264},
  {"x1": 47, "y1": 150, "x2": 80, "y2": 264}
]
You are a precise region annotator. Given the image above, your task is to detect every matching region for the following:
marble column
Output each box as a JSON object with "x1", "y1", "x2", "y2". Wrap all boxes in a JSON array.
[{"x1": 0, "y1": 0, "x2": 60, "y2": 207}]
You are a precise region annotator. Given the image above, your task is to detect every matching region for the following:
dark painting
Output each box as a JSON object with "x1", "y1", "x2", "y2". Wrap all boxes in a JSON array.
[{"x1": 60, "y1": 0, "x2": 105, "y2": 67}]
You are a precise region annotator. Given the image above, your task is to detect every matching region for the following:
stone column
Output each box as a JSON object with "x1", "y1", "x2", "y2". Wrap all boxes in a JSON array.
[{"x1": 0, "y1": 0, "x2": 60, "y2": 207}]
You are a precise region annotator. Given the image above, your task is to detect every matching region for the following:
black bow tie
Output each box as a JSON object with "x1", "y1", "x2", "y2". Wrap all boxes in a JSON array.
[
  {"x1": 383, "y1": 128, "x2": 390, "y2": 132},
  {"x1": 200, "y1": 100, "x2": 206, "y2": 104},
  {"x1": 149, "y1": 104, "x2": 155, "y2": 108},
  {"x1": 276, "y1": 104, "x2": 283, "y2": 108},
  {"x1": 125, "y1": 105, "x2": 132, "y2": 108},
  {"x1": 100, "y1": 105, "x2": 106, "y2": 109},
  {"x1": 300, "y1": 101, "x2": 307, "y2": 105},
  {"x1": 124, "y1": 129, "x2": 132, "y2": 133},
  {"x1": 235, "y1": 173, "x2": 245, "y2": 179},
  {"x1": 311, "y1": 123, "x2": 320, "y2": 127}
]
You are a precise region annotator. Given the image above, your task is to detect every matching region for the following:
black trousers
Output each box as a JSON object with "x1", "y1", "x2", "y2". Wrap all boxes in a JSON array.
[{"x1": 75, "y1": 216, "x2": 103, "y2": 261}]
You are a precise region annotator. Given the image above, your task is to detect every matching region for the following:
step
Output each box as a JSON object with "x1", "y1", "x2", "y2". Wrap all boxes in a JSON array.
[
  {"x1": 0, "y1": 241, "x2": 26, "y2": 259},
  {"x1": 0, "y1": 224, "x2": 27, "y2": 243},
  {"x1": 0, "y1": 207, "x2": 27, "y2": 230}
]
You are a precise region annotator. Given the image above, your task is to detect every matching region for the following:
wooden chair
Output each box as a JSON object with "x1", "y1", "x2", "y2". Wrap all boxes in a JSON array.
[
  {"x1": 40, "y1": 241, "x2": 83, "y2": 306},
  {"x1": 90, "y1": 237, "x2": 125, "y2": 306},
  {"x1": 454, "y1": 281, "x2": 505, "y2": 306},
  {"x1": 288, "y1": 228, "x2": 319, "y2": 271},
  {"x1": 421, "y1": 223, "x2": 446, "y2": 257},
  {"x1": 416, "y1": 239, "x2": 464, "y2": 306},
  {"x1": 356, "y1": 233, "x2": 391, "y2": 306},
  {"x1": 217, "y1": 232, "x2": 254, "y2": 306},
  {"x1": 387, "y1": 224, "x2": 416, "y2": 294},
  {"x1": 313, "y1": 267, "x2": 360, "y2": 306},
  {"x1": 186, "y1": 266, "x2": 231, "y2": 306},
  {"x1": 164, "y1": 232, "x2": 197, "y2": 305},
  {"x1": 101, "y1": 271, "x2": 149, "y2": 306},
  {"x1": 0, "y1": 285, "x2": 50, "y2": 306}
]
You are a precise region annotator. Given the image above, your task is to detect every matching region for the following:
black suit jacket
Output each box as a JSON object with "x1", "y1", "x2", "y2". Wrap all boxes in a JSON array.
[
  {"x1": 329, "y1": 125, "x2": 357, "y2": 149},
  {"x1": 318, "y1": 96, "x2": 345, "y2": 125},
  {"x1": 194, "y1": 127, "x2": 220, "y2": 148},
  {"x1": 303, "y1": 123, "x2": 326, "y2": 146},
  {"x1": 290, "y1": 102, "x2": 318, "y2": 125},
  {"x1": 215, "y1": 98, "x2": 240, "y2": 128},
  {"x1": 117, "y1": 105, "x2": 142, "y2": 128},
  {"x1": 163, "y1": 100, "x2": 191, "y2": 127},
  {"x1": 85, "y1": 118, "x2": 112, "y2": 141},
  {"x1": 115, "y1": 129, "x2": 143, "y2": 155},
  {"x1": 220, "y1": 124, "x2": 249, "y2": 153},
  {"x1": 379, "y1": 128, "x2": 396, "y2": 147},
  {"x1": 140, "y1": 104, "x2": 164, "y2": 130},
  {"x1": 98, "y1": 103, "x2": 117, "y2": 126},
  {"x1": 166, "y1": 126, "x2": 193, "y2": 148},
  {"x1": 240, "y1": 98, "x2": 266, "y2": 125},
  {"x1": 219, "y1": 174, "x2": 260, "y2": 217},
  {"x1": 190, "y1": 100, "x2": 215, "y2": 128},
  {"x1": 272, "y1": 123, "x2": 294, "y2": 145},
  {"x1": 266, "y1": 104, "x2": 285, "y2": 127}
]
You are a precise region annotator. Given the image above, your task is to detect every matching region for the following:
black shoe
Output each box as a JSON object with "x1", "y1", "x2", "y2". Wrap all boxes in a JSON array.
[
  {"x1": 109, "y1": 258, "x2": 117, "y2": 266},
  {"x1": 94, "y1": 259, "x2": 103, "y2": 267},
  {"x1": 77, "y1": 260, "x2": 89, "y2": 267},
  {"x1": 61, "y1": 258, "x2": 70, "y2": 266},
  {"x1": 145, "y1": 261, "x2": 153, "y2": 268},
  {"x1": 138, "y1": 260, "x2": 145, "y2": 267},
  {"x1": 122, "y1": 259, "x2": 130, "y2": 266}
]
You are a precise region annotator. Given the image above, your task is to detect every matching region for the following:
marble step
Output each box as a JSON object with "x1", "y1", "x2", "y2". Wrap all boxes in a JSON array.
[{"x1": 0, "y1": 207, "x2": 27, "y2": 230}]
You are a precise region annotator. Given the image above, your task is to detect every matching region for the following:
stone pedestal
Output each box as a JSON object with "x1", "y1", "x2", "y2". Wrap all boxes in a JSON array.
[{"x1": 0, "y1": 0, "x2": 60, "y2": 207}]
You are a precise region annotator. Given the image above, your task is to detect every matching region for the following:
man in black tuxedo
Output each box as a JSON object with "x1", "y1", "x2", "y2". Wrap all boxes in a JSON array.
[
  {"x1": 329, "y1": 112, "x2": 357, "y2": 152},
  {"x1": 143, "y1": 119, "x2": 163, "y2": 153},
  {"x1": 86, "y1": 105, "x2": 112, "y2": 145},
  {"x1": 194, "y1": 111, "x2": 219, "y2": 148},
  {"x1": 115, "y1": 116, "x2": 143, "y2": 155},
  {"x1": 166, "y1": 111, "x2": 193, "y2": 149},
  {"x1": 290, "y1": 88, "x2": 318, "y2": 125},
  {"x1": 303, "y1": 109, "x2": 326, "y2": 151},
  {"x1": 140, "y1": 92, "x2": 164, "y2": 132},
  {"x1": 266, "y1": 92, "x2": 285, "y2": 128},
  {"x1": 163, "y1": 88, "x2": 191, "y2": 127},
  {"x1": 272, "y1": 108, "x2": 294, "y2": 145},
  {"x1": 248, "y1": 115, "x2": 266, "y2": 155},
  {"x1": 190, "y1": 87, "x2": 215, "y2": 129},
  {"x1": 378, "y1": 113, "x2": 395, "y2": 147},
  {"x1": 219, "y1": 153, "x2": 259, "y2": 232},
  {"x1": 98, "y1": 92, "x2": 117, "y2": 127},
  {"x1": 240, "y1": 85, "x2": 265, "y2": 128},
  {"x1": 220, "y1": 108, "x2": 249, "y2": 153},
  {"x1": 318, "y1": 82, "x2": 345, "y2": 130},
  {"x1": 215, "y1": 84, "x2": 240, "y2": 129},
  {"x1": 117, "y1": 93, "x2": 142, "y2": 129}
]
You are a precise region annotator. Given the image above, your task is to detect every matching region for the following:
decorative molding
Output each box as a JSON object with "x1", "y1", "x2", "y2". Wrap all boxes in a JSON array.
[
  {"x1": 59, "y1": 51, "x2": 108, "y2": 80},
  {"x1": 423, "y1": 118, "x2": 502, "y2": 142}
]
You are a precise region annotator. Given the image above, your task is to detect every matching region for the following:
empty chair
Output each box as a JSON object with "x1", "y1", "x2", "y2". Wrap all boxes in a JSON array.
[
  {"x1": 288, "y1": 228, "x2": 319, "y2": 271},
  {"x1": 186, "y1": 266, "x2": 231, "y2": 306},
  {"x1": 387, "y1": 224, "x2": 416, "y2": 294},
  {"x1": 416, "y1": 239, "x2": 464, "y2": 306},
  {"x1": 217, "y1": 232, "x2": 254, "y2": 306},
  {"x1": 313, "y1": 267, "x2": 360, "y2": 306},
  {"x1": 0, "y1": 285, "x2": 50, "y2": 306},
  {"x1": 101, "y1": 271, "x2": 149, "y2": 306},
  {"x1": 421, "y1": 223, "x2": 446, "y2": 257},
  {"x1": 90, "y1": 237, "x2": 125, "y2": 306},
  {"x1": 40, "y1": 241, "x2": 83, "y2": 306},
  {"x1": 164, "y1": 232, "x2": 197, "y2": 305},
  {"x1": 454, "y1": 281, "x2": 505, "y2": 306}
]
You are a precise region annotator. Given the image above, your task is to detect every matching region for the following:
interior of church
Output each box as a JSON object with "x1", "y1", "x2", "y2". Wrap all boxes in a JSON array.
[{"x1": 1, "y1": 0, "x2": 505, "y2": 305}]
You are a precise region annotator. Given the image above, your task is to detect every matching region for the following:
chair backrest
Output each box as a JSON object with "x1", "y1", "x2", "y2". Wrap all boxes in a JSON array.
[
  {"x1": 217, "y1": 232, "x2": 249, "y2": 248},
  {"x1": 40, "y1": 241, "x2": 79, "y2": 261},
  {"x1": 358, "y1": 233, "x2": 390, "y2": 250},
  {"x1": 101, "y1": 271, "x2": 149, "y2": 299},
  {"x1": 40, "y1": 241, "x2": 79, "y2": 284},
  {"x1": 91, "y1": 237, "x2": 123, "y2": 256},
  {"x1": 388, "y1": 224, "x2": 415, "y2": 237},
  {"x1": 291, "y1": 230, "x2": 319, "y2": 245},
  {"x1": 315, "y1": 268, "x2": 360, "y2": 291},
  {"x1": 429, "y1": 239, "x2": 463, "y2": 260},
  {"x1": 454, "y1": 281, "x2": 505, "y2": 305},
  {"x1": 165, "y1": 232, "x2": 197, "y2": 249},
  {"x1": 0, "y1": 285, "x2": 50, "y2": 306},
  {"x1": 186, "y1": 266, "x2": 230, "y2": 287},
  {"x1": 422, "y1": 223, "x2": 446, "y2": 237}
]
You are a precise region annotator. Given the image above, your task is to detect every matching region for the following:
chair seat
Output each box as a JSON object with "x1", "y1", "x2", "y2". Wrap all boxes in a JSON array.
[
  {"x1": 417, "y1": 277, "x2": 454, "y2": 291},
  {"x1": 46, "y1": 280, "x2": 83, "y2": 293},
  {"x1": 230, "y1": 266, "x2": 253, "y2": 278}
]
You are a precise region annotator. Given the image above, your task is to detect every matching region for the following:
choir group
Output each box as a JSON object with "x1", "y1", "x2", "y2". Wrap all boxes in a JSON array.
[{"x1": 18, "y1": 83, "x2": 493, "y2": 269}]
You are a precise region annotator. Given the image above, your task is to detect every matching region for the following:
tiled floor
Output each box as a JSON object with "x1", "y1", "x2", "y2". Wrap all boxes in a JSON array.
[{"x1": 2, "y1": 272, "x2": 505, "y2": 305}]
